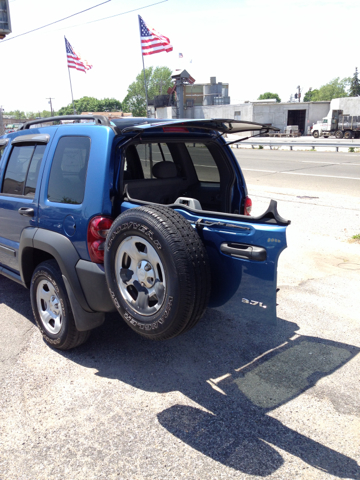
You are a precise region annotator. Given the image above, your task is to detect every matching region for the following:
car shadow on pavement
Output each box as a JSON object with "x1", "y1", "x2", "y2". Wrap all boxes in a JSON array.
[
  {"x1": 1, "y1": 276, "x2": 359, "y2": 477},
  {"x1": 64, "y1": 308, "x2": 360, "y2": 478},
  {"x1": 0, "y1": 276, "x2": 36, "y2": 325}
]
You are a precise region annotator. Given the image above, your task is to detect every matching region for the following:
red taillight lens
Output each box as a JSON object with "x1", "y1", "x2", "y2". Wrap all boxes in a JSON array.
[
  {"x1": 244, "y1": 196, "x2": 252, "y2": 216},
  {"x1": 87, "y1": 216, "x2": 113, "y2": 263}
]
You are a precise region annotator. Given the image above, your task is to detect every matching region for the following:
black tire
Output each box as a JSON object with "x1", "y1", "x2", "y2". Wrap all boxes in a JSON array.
[
  {"x1": 344, "y1": 130, "x2": 353, "y2": 139},
  {"x1": 335, "y1": 130, "x2": 344, "y2": 139},
  {"x1": 104, "y1": 205, "x2": 211, "y2": 340},
  {"x1": 312, "y1": 131, "x2": 319, "y2": 138},
  {"x1": 30, "y1": 260, "x2": 90, "y2": 350}
]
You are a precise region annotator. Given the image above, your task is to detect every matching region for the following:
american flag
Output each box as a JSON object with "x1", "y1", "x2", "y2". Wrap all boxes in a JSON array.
[
  {"x1": 65, "y1": 37, "x2": 92, "y2": 73},
  {"x1": 139, "y1": 15, "x2": 173, "y2": 56}
]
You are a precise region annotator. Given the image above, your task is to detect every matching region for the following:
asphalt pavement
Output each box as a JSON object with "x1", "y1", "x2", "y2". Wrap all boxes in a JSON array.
[{"x1": 0, "y1": 150, "x2": 359, "y2": 479}]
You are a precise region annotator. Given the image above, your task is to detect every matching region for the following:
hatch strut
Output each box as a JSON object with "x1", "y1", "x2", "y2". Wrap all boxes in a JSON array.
[{"x1": 224, "y1": 128, "x2": 271, "y2": 146}]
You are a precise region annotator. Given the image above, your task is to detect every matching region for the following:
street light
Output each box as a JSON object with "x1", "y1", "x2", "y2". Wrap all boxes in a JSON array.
[{"x1": 0, "y1": 0, "x2": 12, "y2": 40}]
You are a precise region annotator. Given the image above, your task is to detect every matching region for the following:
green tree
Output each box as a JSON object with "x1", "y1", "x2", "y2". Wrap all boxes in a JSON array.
[
  {"x1": 4, "y1": 110, "x2": 53, "y2": 120},
  {"x1": 57, "y1": 96, "x2": 122, "y2": 115},
  {"x1": 303, "y1": 88, "x2": 320, "y2": 102},
  {"x1": 349, "y1": 68, "x2": 360, "y2": 97},
  {"x1": 38, "y1": 110, "x2": 53, "y2": 118},
  {"x1": 13, "y1": 110, "x2": 26, "y2": 120},
  {"x1": 257, "y1": 92, "x2": 281, "y2": 103},
  {"x1": 310, "y1": 77, "x2": 350, "y2": 101},
  {"x1": 101, "y1": 97, "x2": 122, "y2": 112},
  {"x1": 122, "y1": 66, "x2": 173, "y2": 116}
]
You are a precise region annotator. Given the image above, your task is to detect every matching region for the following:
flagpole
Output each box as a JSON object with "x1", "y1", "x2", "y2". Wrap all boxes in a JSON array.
[
  {"x1": 138, "y1": 16, "x2": 149, "y2": 118},
  {"x1": 65, "y1": 36, "x2": 76, "y2": 114},
  {"x1": 67, "y1": 67, "x2": 76, "y2": 114}
]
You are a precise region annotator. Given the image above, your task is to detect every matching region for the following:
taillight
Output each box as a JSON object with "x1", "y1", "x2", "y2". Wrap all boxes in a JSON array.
[
  {"x1": 244, "y1": 196, "x2": 252, "y2": 216},
  {"x1": 87, "y1": 216, "x2": 113, "y2": 263},
  {"x1": 162, "y1": 126, "x2": 189, "y2": 133}
]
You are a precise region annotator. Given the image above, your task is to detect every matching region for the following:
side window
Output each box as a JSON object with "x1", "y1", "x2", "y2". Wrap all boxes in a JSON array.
[
  {"x1": 141, "y1": 143, "x2": 175, "y2": 179},
  {"x1": 47, "y1": 136, "x2": 90, "y2": 204},
  {"x1": 24, "y1": 145, "x2": 46, "y2": 197},
  {"x1": 185, "y1": 143, "x2": 220, "y2": 183},
  {"x1": 1, "y1": 144, "x2": 46, "y2": 196},
  {"x1": 0, "y1": 145, "x2": 6, "y2": 160}
]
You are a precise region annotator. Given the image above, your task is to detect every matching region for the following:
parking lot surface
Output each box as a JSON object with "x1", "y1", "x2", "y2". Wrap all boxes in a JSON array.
[{"x1": 0, "y1": 180, "x2": 359, "y2": 479}]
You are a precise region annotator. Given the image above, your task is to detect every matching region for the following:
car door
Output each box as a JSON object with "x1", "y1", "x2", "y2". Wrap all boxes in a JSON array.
[
  {"x1": 0, "y1": 133, "x2": 50, "y2": 272},
  {"x1": 119, "y1": 120, "x2": 288, "y2": 325}
]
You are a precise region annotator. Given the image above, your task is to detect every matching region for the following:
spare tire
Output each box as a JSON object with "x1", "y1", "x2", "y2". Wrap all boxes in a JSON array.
[{"x1": 104, "y1": 205, "x2": 211, "y2": 340}]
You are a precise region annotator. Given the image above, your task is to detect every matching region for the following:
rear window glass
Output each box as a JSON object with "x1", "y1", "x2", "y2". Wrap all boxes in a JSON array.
[{"x1": 47, "y1": 136, "x2": 90, "y2": 204}]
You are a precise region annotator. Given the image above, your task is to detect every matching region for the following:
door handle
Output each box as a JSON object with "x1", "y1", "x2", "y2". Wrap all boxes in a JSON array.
[
  {"x1": 18, "y1": 207, "x2": 34, "y2": 217},
  {"x1": 220, "y1": 242, "x2": 267, "y2": 261}
]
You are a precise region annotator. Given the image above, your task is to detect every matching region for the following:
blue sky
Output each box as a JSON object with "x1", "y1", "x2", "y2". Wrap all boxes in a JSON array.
[{"x1": 1, "y1": 0, "x2": 359, "y2": 113}]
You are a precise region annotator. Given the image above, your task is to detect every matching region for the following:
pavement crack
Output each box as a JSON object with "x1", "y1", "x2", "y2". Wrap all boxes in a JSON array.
[{"x1": 280, "y1": 162, "x2": 338, "y2": 174}]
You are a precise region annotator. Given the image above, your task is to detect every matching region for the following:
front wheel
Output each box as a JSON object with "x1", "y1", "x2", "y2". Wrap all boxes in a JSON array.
[
  {"x1": 30, "y1": 260, "x2": 90, "y2": 350},
  {"x1": 104, "y1": 205, "x2": 211, "y2": 340},
  {"x1": 312, "y1": 131, "x2": 319, "y2": 138}
]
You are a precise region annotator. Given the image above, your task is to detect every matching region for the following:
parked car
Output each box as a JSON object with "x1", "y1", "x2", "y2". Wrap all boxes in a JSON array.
[{"x1": 0, "y1": 116, "x2": 290, "y2": 349}]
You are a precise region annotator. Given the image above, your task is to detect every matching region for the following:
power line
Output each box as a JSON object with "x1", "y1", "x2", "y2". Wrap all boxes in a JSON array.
[
  {"x1": 2, "y1": 0, "x2": 169, "y2": 43},
  {"x1": 61, "y1": 0, "x2": 168, "y2": 29},
  {"x1": 1, "y1": 0, "x2": 111, "y2": 43}
]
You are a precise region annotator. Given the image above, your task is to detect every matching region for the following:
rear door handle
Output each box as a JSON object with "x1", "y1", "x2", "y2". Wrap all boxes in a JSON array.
[
  {"x1": 220, "y1": 242, "x2": 267, "y2": 261},
  {"x1": 18, "y1": 207, "x2": 34, "y2": 217}
]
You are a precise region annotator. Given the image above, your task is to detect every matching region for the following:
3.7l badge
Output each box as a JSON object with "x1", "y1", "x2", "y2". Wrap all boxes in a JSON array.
[{"x1": 242, "y1": 298, "x2": 267, "y2": 309}]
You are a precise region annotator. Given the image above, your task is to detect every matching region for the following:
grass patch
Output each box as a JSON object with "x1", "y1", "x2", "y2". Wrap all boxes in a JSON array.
[
  {"x1": 352, "y1": 234, "x2": 360, "y2": 240},
  {"x1": 348, "y1": 147, "x2": 355, "y2": 153},
  {"x1": 258, "y1": 145, "x2": 264, "y2": 149}
]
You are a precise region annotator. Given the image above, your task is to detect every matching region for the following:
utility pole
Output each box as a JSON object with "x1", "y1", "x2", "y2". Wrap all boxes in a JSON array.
[
  {"x1": 297, "y1": 85, "x2": 301, "y2": 102},
  {"x1": 46, "y1": 98, "x2": 55, "y2": 116},
  {"x1": 0, "y1": 106, "x2": 4, "y2": 135}
]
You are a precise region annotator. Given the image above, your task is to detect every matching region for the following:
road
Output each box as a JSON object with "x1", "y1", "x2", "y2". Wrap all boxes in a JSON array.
[
  {"x1": 0, "y1": 149, "x2": 359, "y2": 479},
  {"x1": 233, "y1": 149, "x2": 360, "y2": 197}
]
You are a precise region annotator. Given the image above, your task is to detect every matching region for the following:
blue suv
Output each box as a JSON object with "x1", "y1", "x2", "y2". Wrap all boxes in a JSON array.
[{"x1": 0, "y1": 115, "x2": 289, "y2": 349}]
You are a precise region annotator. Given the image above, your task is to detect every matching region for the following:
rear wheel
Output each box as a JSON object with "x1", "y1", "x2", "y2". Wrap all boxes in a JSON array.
[
  {"x1": 344, "y1": 130, "x2": 353, "y2": 139},
  {"x1": 312, "y1": 131, "x2": 319, "y2": 138},
  {"x1": 104, "y1": 205, "x2": 211, "y2": 340},
  {"x1": 335, "y1": 130, "x2": 343, "y2": 139},
  {"x1": 30, "y1": 260, "x2": 90, "y2": 350}
]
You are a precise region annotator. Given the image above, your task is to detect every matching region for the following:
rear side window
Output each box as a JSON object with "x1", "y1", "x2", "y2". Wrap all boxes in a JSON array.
[
  {"x1": 1, "y1": 144, "x2": 46, "y2": 197},
  {"x1": 135, "y1": 143, "x2": 174, "y2": 179},
  {"x1": 185, "y1": 143, "x2": 220, "y2": 182},
  {"x1": 47, "y1": 136, "x2": 90, "y2": 204}
]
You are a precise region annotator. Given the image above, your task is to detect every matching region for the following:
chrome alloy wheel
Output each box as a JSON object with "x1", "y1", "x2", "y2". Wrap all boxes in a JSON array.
[
  {"x1": 36, "y1": 280, "x2": 63, "y2": 334},
  {"x1": 115, "y1": 235, "x2": 166, "y2": 316}
]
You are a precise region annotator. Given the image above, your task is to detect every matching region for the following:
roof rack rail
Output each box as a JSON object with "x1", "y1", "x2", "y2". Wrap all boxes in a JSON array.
[{"x1": 19, "y1": 115, "x2": 112, "y2": 130}]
